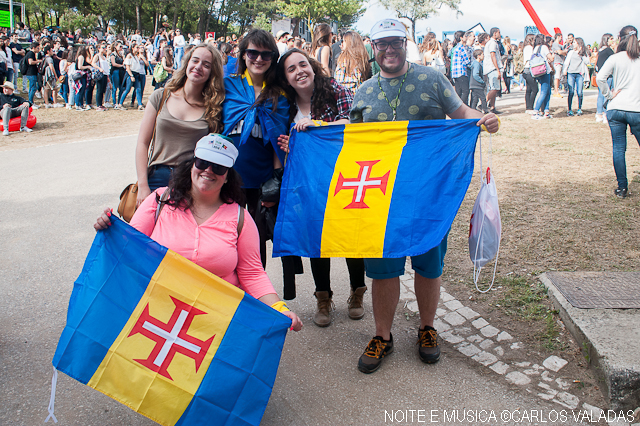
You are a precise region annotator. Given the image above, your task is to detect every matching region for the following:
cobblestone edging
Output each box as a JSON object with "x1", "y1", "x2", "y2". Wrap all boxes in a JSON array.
[{"x1": 399, "y1": 269, "x2": 629, "y2": 425}]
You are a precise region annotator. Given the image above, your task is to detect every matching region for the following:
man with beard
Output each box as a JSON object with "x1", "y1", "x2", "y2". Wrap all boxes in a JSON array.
[{"x1": 349, "y1": 19, "x2": 499, "y2": 374}]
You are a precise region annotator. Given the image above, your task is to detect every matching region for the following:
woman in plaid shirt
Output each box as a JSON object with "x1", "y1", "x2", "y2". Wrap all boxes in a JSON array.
[{"x1": 275, "y1": 48, "x2": 367, "y2": 328}]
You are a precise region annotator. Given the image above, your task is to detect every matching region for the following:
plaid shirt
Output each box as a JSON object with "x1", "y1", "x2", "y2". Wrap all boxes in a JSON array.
[
  {"x1": 311, "y1": 78, "x2": 353, "y2": 122},
  {"x1": 451, "y1": 43, "x2": 471, "y2": 78}
]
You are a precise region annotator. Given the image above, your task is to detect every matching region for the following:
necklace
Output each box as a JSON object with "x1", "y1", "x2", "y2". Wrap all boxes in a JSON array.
[{"x1": 377, "y1": 63, "x2": 410, "y2": 121}]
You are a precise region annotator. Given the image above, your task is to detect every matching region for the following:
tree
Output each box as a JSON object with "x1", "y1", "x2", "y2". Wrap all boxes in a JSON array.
[
  {"x1": 379, "y1": 0, "x2": 461, "y2": 40},
  {"x1": 281, "y1": 0, "x2": 364, "y2": 39}
]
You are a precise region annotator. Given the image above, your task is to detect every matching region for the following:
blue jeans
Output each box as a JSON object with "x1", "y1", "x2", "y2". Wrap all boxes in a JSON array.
[
  {"x1": 533, "y1": 73, "x2": 551, "y2": 113},
  {"x1": 119, "y1": 73, "x2": 133, "y2": 105},
  {"x1": 131, "y1": 72, "x2": 145, "y2": 105},
  {"x1": 74, "y1": 77, "x2": 86, "y2": 107},
  {"x1": 60, "y1": 75, "x2": 68, "y2": 102},
  {"x1": 597, "y1": 76, "x2": 614, "y2": 115},
  {"x1": 174, "y1": 47, "x2": 184, "y2": 69},
  {"x1": 567, "y1": 73, "x2": 584, "y2": 111},
  {"x1": 111, "y1": 69, "x2": 122, "y2": 105},
  {"x1": 25, "y1": 75, "x2": 38, "y2": 104},
  {"x1": 607, "y1": 110, "x2": 640, "y2": 190},
  {"x1": 147, "y1": 165, "x2": 174, "y2": 191}
]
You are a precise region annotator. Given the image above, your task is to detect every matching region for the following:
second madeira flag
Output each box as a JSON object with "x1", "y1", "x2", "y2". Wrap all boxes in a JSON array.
[{"x1": 273, "y1": 119, "x2": 481, "y2": 258}]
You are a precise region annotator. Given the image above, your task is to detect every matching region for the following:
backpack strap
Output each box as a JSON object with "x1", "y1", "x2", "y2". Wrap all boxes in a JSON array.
[
  {"x1": 237, "y1": 204, "x2": 245, "y2": 236},
  {"x1": 154, "y1": 189, "x2": 170, "y2": 227}
]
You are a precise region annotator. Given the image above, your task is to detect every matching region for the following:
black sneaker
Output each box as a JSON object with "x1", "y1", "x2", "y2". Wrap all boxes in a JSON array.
[
  {"x1": 418, "y1": 326, "x2": 440, "y2": 364},
  {"x1": 615, "y1": 188, "x2": 628, "y2": 198},
  {"x1": 358, "y1": 335, "x2": 393, "y2": 374}
]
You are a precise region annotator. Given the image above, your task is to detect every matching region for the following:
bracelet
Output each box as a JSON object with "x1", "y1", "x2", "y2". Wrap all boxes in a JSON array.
[
  {"x1": 270, "y1": 301, "x2": 290, "y2": 313},
  {"x1": 481, "y1": 115, "x2": 501, "y2": 132}
]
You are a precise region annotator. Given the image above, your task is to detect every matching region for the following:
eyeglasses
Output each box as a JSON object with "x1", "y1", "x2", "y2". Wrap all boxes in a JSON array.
[
  {"x1": 194, "y1": 158, "x2": 229, "y2": 175},
  {"x1": 245, "y1": 49, "x2": 275, "y2": 61},
  {"x1": 373, "y1": 38, "x2": 406, "y2": 51}
]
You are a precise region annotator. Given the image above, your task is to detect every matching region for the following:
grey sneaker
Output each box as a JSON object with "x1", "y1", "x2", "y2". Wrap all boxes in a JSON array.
[
  {"x1": 417, "y1": 326, "x2": 440, "y2": 364},
  {"x1": 358, "y1": 335, "x2": 394, "y2": 374}
]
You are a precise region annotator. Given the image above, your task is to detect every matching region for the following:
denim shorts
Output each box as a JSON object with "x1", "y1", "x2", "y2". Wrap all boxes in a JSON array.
[
  {"x1": 486, "y1": 70, "x2": 500, "y2": 91},
  {"x1": 147, "y1": 165, "x2": 174, "y2": 191},
  {"x1": 364, "y1": 231, "x2": 449, "y2": 280}
]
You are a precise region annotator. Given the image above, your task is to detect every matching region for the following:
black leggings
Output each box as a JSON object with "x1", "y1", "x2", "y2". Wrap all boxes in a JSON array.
[
  {"x1": 311, "y1": 258, "x2": 365, "y2": 294},
  {"x1": 523, "y1": 71, "x2": 538, "y2": 111}
]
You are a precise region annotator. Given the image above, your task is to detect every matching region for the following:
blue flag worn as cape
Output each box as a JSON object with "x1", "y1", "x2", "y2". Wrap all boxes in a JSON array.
[{"x1": 222, "y1": 70, "x2": 289, "y2": 165}]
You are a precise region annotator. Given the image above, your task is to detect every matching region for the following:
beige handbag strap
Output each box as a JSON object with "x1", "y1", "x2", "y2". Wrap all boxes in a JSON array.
[{"x1": 147, "y1": 88, "x2": 170, "y2": 165}]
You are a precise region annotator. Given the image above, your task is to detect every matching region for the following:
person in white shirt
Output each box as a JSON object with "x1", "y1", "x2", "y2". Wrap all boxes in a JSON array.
[
  {"x1": 596, "y1": 25, "x2": 640, "y2": 199},
  {"x1": 131, "y1": 30, "x2": 142, "y2": 45},
  {"x1": 191, "y1": 33, "x2": 201, "y2": 45},
  {"x1": 483, "y1": 27, "x2": 504, "y2": 114},
  {"x1": 173, "y1": 28, "x2": 186, "y2": 69},
  {"x1": 275, "y1": 30, "x2": 289, "y2": 57}
]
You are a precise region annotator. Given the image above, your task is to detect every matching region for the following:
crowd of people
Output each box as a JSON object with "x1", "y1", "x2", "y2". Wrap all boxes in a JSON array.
[{"x1": 7, "y1": 17, "x2": 639, "y2": 372}]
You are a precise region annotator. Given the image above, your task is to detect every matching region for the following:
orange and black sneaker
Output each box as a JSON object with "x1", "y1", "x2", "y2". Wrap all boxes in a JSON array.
[
  {"x1": 418, "y1": 326, "x2": 440, "y2": 364},
  {"x1": 358, "y1": 335, "x2": 393, "y2": 374}
]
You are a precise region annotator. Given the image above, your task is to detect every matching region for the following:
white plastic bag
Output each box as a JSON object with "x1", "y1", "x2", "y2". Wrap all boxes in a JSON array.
[{"x1": 469, "y1": 135, "x2": 501, "y2": 293}]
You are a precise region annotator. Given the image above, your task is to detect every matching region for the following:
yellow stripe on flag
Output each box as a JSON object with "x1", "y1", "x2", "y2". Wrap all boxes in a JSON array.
[
  {"x1": 320, "y1": 121, "x2": 408, "y2": 258},
  {"x1": 88, "y1": 250, "x2": 245, "y2": 426}
]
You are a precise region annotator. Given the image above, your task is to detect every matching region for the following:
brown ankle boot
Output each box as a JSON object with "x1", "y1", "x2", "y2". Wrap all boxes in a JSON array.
[
  {"x1": 347, "y1": 286, "x2": 367, "y2": 320},
  {"x1": 313, "y1": 291, "x2": 333, "y2": 327}
]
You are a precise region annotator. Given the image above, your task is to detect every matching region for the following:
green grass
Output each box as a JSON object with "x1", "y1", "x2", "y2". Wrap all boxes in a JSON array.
[{"x1": 496, "y1": 276, "x2": 566, "y2": 351}]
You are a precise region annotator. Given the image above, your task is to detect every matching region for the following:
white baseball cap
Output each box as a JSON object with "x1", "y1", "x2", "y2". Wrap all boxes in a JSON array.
[
  {"x1": 370, "y1": 19, "x2": 407, "y2": 41},
  {"x1": 194, "y1": 134, "x2": 239, "y2": 167}
]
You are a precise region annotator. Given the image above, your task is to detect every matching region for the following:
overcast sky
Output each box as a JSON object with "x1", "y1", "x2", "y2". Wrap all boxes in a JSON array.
[{"x1": 355, "y1": 0, "x2": 639, "y2": 44}]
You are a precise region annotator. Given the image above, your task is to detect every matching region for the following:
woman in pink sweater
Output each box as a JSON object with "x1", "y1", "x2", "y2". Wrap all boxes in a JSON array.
[{"x1": 95, "y1": 134, "x2": 302, "y2": 330}]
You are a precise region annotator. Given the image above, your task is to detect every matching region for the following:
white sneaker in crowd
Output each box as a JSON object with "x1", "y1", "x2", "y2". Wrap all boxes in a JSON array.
[
  {"x1": 45, "y1": 104, "x2": 52, "y2": 108},
  {"x1": 35, "y1": 91, "x2": 42, "y2": 99},
  {"x1": 104, "y1": 102, "x2": 113, "y2": 108},
  {"x1": 596, "y1": 114, "x2": 603, "y2": 122},
  {"x1": 2, "y1": 129, "x2": 9, "y2": 136},
  {"x1": 31, "y1": 104, "x2": 40, "y2": 109},
  {"x1": 65, "y1": 104, "x2": 72, "y2": 110},
  {"x1": 20, "y1": 126, "x2": 33, "y2": 133}
]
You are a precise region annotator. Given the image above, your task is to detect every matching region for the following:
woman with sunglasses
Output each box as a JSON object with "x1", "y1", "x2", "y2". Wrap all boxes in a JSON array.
[
  {"x1": 222, "y1": 29, "x2": 289, "y2": 267},
  {"x1": 275, "y1": 48, "x2": 367, "y2": 327},
  {"x1": 135, "y1": 43, "x2": 225, "y2": 208},
  {"x1": 94, "y1": 134, "x2": 303, "y2": 331}
]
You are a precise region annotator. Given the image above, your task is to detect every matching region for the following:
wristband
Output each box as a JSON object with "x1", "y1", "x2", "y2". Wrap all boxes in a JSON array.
[
  {"x1": 481, "y1": 115, "x2": 501, "y2": 132},
  {"x1": 270, "y1": 301, "x2": 290, "y2": 313}
]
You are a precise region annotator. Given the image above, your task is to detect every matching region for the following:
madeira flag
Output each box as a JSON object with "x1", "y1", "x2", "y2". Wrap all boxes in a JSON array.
[
  {"x1": 273, "y1": 119, "x2": 481, "y2": 258},
  {"x1": 52, "y1": 216, "x2": 291, "y2": 426}
]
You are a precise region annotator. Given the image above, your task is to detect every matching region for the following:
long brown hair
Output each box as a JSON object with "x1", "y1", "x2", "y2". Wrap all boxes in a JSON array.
[
  {"x1": 336, "y1": 31, "x2": 370, "y2": 80},
  {"x1": 420, "y1": 32, "x2": 439, "y2": 53},
  {"x1": 617, "y1": 25, "x2": 639, "y2": 60},
  {"x1": 276, "y1": 48, "x2": 339, "y2": 123},
  {"x1": 311, "y1": 23, "x2": 331, "y2": 53},
  {"x1": 165, "y1": 43, "x2": 225, "y2": 132},
  {"x1": 236, "y1": 29, "x2": 283, "y2": 112}
]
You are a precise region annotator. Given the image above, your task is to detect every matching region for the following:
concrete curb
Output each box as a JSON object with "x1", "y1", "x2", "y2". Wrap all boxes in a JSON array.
[{"x1": 540, "y1": 273, "x2": 640, "y2": 412}]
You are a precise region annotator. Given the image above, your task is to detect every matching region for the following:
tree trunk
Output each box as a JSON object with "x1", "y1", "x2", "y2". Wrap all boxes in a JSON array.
[
  {"x1": 40, "y1": 11, "x2": 46, "y2": 30},
  {"x1": 172, "y1": 7, "x2": 178, "y2": 30},
  {"x1": 25, "y1": 10, "x2": 30, "y2": 28},
  {"x1": 136, "y1": 4, "x2": 142, "y2": 33}
]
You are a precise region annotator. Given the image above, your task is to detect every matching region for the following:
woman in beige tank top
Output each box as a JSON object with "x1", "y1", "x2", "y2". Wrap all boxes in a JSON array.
[{"x1": 135, "y1": 43, "x2": 225, "y2": 207}]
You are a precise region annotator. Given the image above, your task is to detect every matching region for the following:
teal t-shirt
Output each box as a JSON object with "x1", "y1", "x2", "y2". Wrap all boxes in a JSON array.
[{"x1": 350, "y1": 62, "x2": 463, "y2": 123}]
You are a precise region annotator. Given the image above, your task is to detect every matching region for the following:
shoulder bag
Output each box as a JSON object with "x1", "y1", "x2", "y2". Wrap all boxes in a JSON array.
[
  {"x1": 117, "y1": 89, "x2": 170, "y2": 222},
  {"x1": 529, "y1": 46, "x2": 548, "y2": 78}
]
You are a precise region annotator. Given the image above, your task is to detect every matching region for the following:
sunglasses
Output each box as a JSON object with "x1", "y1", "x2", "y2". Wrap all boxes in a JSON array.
[
  {"x1": 194, "y1": 158, "x2": 229, "y2": 175},
  {"x1": 245, "y1": 49, "x2": 275, "y2": 61}
]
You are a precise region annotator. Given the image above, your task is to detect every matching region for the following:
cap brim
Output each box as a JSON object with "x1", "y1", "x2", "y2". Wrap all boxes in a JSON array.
[
  {"x1": 194, "y1": 147, "x2": 235, "y2": 168},
  {"x1": 371, "y1": 30, "x2": 406, "y2": 40}
]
